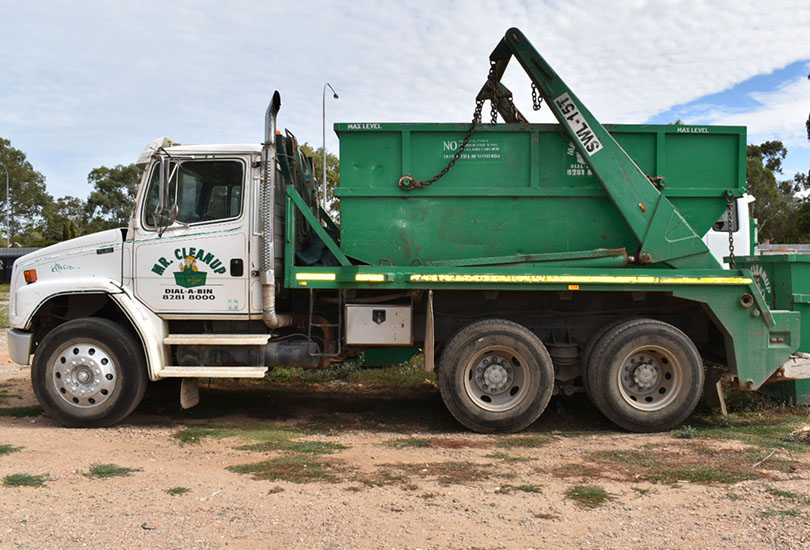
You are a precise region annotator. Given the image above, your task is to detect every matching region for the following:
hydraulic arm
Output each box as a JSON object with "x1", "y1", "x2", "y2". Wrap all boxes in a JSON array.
[{"x1": 482, "y1": 28, "x2": 722, "y2": 269}]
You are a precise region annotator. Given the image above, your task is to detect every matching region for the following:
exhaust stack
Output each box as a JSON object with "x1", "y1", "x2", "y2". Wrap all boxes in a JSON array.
[{"x1": 261, "y1": 91, "x2": 292, "y2": 329}]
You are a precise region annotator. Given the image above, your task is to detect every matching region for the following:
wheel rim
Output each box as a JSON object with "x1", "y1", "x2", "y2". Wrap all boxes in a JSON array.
[
  {"x1": 615, "y1": 345, "x2": 683, "y2": 411},
  {"x1": 463, "y1": 345, "x2": 529, "y2": 412},
  {"x1": 51, "y1": 342, "x2": 118, "y2": 409}
]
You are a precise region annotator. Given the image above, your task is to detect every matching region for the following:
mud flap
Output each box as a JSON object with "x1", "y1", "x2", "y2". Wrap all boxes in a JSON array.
[{"x1": 180, "y1": 378, "x2": 200, "y2": 409}]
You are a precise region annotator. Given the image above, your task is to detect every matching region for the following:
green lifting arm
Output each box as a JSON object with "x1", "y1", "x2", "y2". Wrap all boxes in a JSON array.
[{"x1": 486, "y1": 28, "x2": 721, "y2": 269}]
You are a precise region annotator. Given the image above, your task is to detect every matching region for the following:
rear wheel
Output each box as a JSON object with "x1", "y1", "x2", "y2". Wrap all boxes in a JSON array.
[
  {"x1": 586, "y1": 318, "x2": 703, "y2": 432},
  {"x1": 31, "y1": 318, "x2": 148, "y2": 427},
  {"x1": 580, "y1": 317, "x2": 636, "y2": 399},
  {"x1": 438, "y1": 319, "x2": 554, "y2": 433}
]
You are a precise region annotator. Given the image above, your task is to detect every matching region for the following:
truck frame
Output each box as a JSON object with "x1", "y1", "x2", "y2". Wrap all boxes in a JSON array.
[{"x1": 7, "y1": 28, "x2": 808, "y2": 433}]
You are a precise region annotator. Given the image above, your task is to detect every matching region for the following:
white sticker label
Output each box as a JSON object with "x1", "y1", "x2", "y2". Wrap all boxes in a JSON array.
[
  {"x1": 554, "y1": 93, "x2": 603, "y2": 156},
  {"x1": 442, "y1": 138, "x2": 501, "y2": 161}
]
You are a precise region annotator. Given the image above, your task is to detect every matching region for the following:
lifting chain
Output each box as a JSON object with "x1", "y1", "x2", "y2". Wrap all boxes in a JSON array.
[
  {"x1": 399, "y1": 62, "x2": 498, "y2": 191},
  {"x1": 725, "y1": 192, "x2": 736, "y2": 269},
  {"x1": 531, "y1": 83, "x2": 543, "y2": 111}
]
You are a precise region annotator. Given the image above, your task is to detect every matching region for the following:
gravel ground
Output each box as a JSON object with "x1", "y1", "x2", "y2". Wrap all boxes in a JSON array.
[{"x1": 0, "y1": 334, "x2": 809, "y2": 549}]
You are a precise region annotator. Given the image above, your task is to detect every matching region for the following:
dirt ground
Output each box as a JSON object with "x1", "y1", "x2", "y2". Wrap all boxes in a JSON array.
[{"x1": 0, "y1": 332, "x2": 809, "y2": 550}]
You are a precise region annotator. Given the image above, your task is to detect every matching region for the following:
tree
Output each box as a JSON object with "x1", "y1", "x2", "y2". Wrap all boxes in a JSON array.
[
  {"x1": 40, "y1": 196, "x2": 87, "y2": 244},
  {"x1": 300, "y1": 143, "x2": 339, "y2": 215},
  {"x1": 85, "y1": 164, "x2": 143, "y2": 232},
  {"x1": 746, "y1": 141, "x2": 797, "y2": 243},
  {"x1": 0, "y1": 138, "x2": 54, "y2": 247}
]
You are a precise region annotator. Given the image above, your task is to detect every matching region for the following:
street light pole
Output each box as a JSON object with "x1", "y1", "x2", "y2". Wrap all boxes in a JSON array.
[
  {"x1": 0, "y1": 161, "x2": 8, "y2": 247},
  {"x1": 322, "y1": 83, "x2": 339, "y2": 211}
]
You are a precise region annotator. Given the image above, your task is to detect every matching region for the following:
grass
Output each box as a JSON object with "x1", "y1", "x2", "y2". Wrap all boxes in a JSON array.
[
  {"x1": 764, "y1": 485, "x2": 810, "y2": 505},
  {"x1": 0, "y1": 383, "x2": 22, "y2": 404},
  {"x1": 484, "y1": 452, "x2": 533, "y2": 463},
  {"x1": 386, "y1": 461, "x2": 488, "y2": 486},
  {"x1": 227, "y1": 455, "x2": 346, "y2": 483},
  {"x1": 0, "y1": 444, "x2": 22, "y2": 456},
  {"x1": 173, "y1": 422, "x2": 304, "y2": 447},
  {"x1": 165, "y1": 486, "x2": 191, "y2": 496},
  {"x1": 671, "y1": 425, "x2": 697, "y2": 439},
  {"x1": 496, "y1": 435, "x2": 553, "y2": 448},
  {"x1": 0, "y1": 406, "x2": 42, "y2": 418},
  {"x1": 566, "y1": 485, "x2": 611, "y2": 509},
  {"x1": 578, "y1": 447, "x2": 762, "y2": 485},
  {"x1": 761, "y1": 507, "x2": 806, "y2": 518},
  {"x1": 495, "y1": 484, "x2": 541, "y2": 494},
  {"x1": 3, "y1": 473, "x2": 48, "y2": 488},
  {"x1": 264, "y1": 354, "x2": 436, "y2": 389},
  {"x1": 384, "y1": 437, "x2": 431, "y2": 449},
  {"x1": 84, "y1": 463, "x2": 142, "y2": 479},
  {"x1": 235, "y1": 440, "x2": 347, "y2": 455}
]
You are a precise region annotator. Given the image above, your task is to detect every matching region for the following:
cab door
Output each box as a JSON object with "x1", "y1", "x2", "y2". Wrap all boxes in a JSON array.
[{"x1": 133, "y1": 157, "x2": 250, "y2": 317}]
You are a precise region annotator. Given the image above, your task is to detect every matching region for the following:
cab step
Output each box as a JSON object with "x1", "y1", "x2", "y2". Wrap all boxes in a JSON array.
[
  {"x1": 158, "y1": 366, "x2": 268, "y2": 378},
  {"x1": 163, "y1": 334, "x2": 270, "y2": 346}
]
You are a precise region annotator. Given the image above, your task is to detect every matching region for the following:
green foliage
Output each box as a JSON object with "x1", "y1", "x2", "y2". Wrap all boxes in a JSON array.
[
  {"x1": 3, "y1": 473, "x2": 48, "y2": 488},
  {"x1": 0, "y1": 444, "x2": 22, "y2": 456},
  {"x1": 495, "y1": 483, "x2": 541, "y2": 494},
  {"x1": 173, "y1": 423, "x2": 304, "y2": 447},
  {"x1": 41, "y1": 195, "x2": 86, "y2": 244},
  {"x1": 566, "y1": 485, "x2": 611, "y2": 509},
  {"x1": 671, "y1": 425, "x2": 696, "y2": 439},
  {"x1": 0, "y1": 382, "x2": 21, "y2": 404},
  {"x1": 166, "y1": 486, "x2": 191, "y2": 496},
  {"x1": 300, "y1": 143, "x2": 339, "y2": 215},
  {"x1": 484, "y1": 451, "x2": 533, "y2": 462},
  {"x1": 747, "y1": 141, "x2": 795, "y2": 243},
  {"x1": 84, "y1": 164, "x2": 143, "y2": 232},
  {"x1": 0, "y1": 138, "x2": 53, "y2": 247},
  {"x1": 83, "y1": 463, "x2": 142, "y2": 479},
  {"x1": 235, "y1": 440, "x2": 347, "y2": 455},
  {"x1": 746, "y1": 140, "x2": 810, "y2": 243},
  {"x1": 227, "y1": 455, "x2": 343, "y2": 483},
  {"x1": 496, "y1": 435, "x2": 553, "y2": 448},
  {"x1": 383, "y1": 437, "x2": 431, "y2": 449},
  {"x1": 0, "y1": 406, "x2": 42, "y2": 418}
]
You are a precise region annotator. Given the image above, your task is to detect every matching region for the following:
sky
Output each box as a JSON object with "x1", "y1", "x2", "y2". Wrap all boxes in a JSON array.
[{"x1": 1, "y1": 0, "x2": 809, "y2": 200}]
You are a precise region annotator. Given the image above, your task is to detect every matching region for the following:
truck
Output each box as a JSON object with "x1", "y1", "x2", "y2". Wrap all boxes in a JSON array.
[{"x1": 8, "y1": 28, "x2": 810, "y2": 433}]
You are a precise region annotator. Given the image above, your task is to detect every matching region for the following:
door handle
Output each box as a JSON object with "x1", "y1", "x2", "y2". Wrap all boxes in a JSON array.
[{"x1": 230, "y1": 259, "x2": 244, "y2": 277}]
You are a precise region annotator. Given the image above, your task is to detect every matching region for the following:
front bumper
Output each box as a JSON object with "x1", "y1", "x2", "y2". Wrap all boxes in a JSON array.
[{"x1": 7, "y1": 329, "x2": 33, "y2": 366}]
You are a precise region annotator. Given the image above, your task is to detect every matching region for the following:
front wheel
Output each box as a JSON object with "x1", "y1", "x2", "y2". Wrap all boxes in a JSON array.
[
  {"x1": 586, "y1": 318, "x2": 703, "y2": 433},
  {"x1": 438, "y1": 319, "x2": 554, "y2": 433},
  {"x1": 31, "y1": 318, "x2": 148, "y2": 427}
]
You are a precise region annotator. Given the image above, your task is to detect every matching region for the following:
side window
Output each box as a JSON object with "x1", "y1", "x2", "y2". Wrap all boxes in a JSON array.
[
  {"x1": 143, "y1": 160, "x2": 244, "y2": 228},
  {"x1": 712, "y1": 201, "x2": 738, "y2": 232}
]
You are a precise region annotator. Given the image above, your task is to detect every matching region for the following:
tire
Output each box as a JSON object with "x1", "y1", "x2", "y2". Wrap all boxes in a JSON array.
[
  {"x1": 31, "y1": 318, "x2": 148, "y2": 428},
  {"x1": 587, "y1": 318, "x2": 703, "y2": 433},
  {"x1": 580, "y1": 317, "x2": 637, "y2": 399},
  {"x1": 438, "y1": 319, "x2": 554, "y2": 433}
]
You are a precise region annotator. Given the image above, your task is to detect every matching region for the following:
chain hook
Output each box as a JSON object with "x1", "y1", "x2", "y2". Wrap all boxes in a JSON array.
[{"x1": 724, "y1": 191, "x2": 736, "y2": 269}]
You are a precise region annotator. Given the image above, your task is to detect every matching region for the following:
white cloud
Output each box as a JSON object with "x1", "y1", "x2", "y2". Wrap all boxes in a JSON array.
[
  {"x1": 707, "y1": 74, "x2": 810, "y2": 150},
  {"x1": 1, "y1": 0, "x2": 809, "y2": 197}
]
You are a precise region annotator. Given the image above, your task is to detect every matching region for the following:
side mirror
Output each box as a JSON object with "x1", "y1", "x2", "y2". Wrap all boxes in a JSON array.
[{"x1": 153, "y1": 155, "x2": 180, "y2": 235}]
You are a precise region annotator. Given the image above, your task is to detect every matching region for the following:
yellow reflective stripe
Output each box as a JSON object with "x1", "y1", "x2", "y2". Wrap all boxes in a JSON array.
[
  {"x1": 355, "y1": 273, "x2": 385, "y2": 282},
  {"x1": 295, "y1": 273, "x2": 336, "y2": 281},
  {"x1": 409, "y1": 274, "x2": 752, "y2": 285}
]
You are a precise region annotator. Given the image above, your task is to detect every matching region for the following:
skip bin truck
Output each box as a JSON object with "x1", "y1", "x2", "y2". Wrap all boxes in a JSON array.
[{"x1": 8, "y1": 28, "x2": 810, "y2": 433}]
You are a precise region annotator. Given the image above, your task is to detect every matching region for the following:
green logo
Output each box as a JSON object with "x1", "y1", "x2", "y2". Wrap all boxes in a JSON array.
[{"x1": 173, "y1": 256, "x2": 208, "y2": 288}]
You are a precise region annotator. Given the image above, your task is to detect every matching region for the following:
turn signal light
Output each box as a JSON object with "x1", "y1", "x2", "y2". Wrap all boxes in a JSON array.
[{"x1": 23, "y1": 269, "x2": 37, "y2": 284}]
